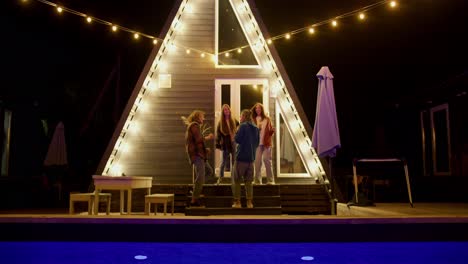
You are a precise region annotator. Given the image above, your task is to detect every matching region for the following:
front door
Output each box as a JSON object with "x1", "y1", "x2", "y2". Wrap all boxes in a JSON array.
[{"x1": 214, "y1": 79, "x2": 269, "y2": 178}]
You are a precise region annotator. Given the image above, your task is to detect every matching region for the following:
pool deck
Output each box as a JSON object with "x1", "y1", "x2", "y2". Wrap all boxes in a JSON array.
[
  {"x1": 1, "y1": 203, "x2": 468, "y2": 223},
  {"x1": 1, "y1": 203, "x2": 467, "y2": 242}
]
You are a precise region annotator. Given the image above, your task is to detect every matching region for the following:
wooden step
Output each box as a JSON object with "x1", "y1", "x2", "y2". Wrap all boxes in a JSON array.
[
  {"x1": 204, "y1": 196, "x2": 281, "y2": 208},
  {"x1": 185, "y1": 206, "x2": 282, "y2": 216}
]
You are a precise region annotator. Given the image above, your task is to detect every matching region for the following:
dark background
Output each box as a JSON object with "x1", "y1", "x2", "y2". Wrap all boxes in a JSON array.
[{"x1": 1, "y1": 0, "x2": 467, "y2": 203}]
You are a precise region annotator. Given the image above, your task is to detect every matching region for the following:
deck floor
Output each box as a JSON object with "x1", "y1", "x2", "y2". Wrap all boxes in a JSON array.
[{"x1": 1, "y1": 203, "x2": 468, "y2": 223}]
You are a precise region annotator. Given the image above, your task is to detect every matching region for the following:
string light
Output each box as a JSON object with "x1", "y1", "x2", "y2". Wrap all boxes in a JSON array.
[
  {"x1": 218, "y1": 0, "x2": 397, "y2": 56},
  {"x1": 28, "y1": 0, "x2": 399, "y2": 59},
  {"x1": 31, "y1": 0, "x2": 168, "y2": 46}
]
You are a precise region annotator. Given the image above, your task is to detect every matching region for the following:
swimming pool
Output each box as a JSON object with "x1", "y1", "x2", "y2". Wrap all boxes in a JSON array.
[{"x1": 1, "y1": 241, "x2": 468, "y2": 264}]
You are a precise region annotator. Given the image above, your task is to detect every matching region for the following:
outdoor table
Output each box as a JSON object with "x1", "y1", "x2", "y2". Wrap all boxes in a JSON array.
[
  {"x1": 92, "y1": 175, "x2": 153, "y2": 215},
  {"x1": 352, "y1": 158, "x2": 413, "y2": 207}
]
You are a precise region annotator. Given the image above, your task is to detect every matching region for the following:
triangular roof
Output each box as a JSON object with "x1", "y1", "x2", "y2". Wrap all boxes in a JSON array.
[{"x1": 97, "y1": 0, "x2": 326, "y2": 183}]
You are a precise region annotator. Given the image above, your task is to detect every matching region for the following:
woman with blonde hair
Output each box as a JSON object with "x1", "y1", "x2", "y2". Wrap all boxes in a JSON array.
[
  {"x1": 184, "y1": 110, "x2": 214, "y2": 207},
  {"x1": 251, "y1": 102, "x2": 275, "y2": 185},
  {"x1": 215, "y1": 104, "x2": 239, "y2": 184}
]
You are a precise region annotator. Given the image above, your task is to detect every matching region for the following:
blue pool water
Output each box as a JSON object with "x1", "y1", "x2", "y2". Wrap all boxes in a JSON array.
[{"x1": 1, "y1": 241, "x2": 467, "y2": 264}]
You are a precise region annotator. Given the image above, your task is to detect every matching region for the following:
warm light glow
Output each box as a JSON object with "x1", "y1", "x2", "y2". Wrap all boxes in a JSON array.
[
  {"x1": 186, "y1": 49, "x2": 191, "y2": 54},
  {"x1": 56, "y1": 7, "x2": 63, "y2": 13},
  {"x1": 225, "y1": 52, "x2": 230, "y2": 57},
  {"x1": 121, "y1": 143, "x2": 130, "y2": 153},
  {"x1": 267, "y1": 39, "x2": 272, "y2": 44},
  {"x1": 237, "y1": 48, "x2": 242, "y2": 53},
  {"x1": 159, "y1": 62, "x2": 167, "y2": 71},
  {"x1": 359, "y1": 13, "x2": 366, "y2": 20},
  {"x1": 308, "y1": 27, "x2": 315, "y2": 34},
  {"x1": 153, "y1": 39, "x2": 158, "y2": 45},
  {"x1": 201, "y1": 53, "x2": 205, "y2": 58},
  {"x1": 86, "y1": 16, "x2": 92, "y2": 23},
  {"x1": 112, "y1": 164, "x2": 122, "y2": 175},
  {"x1": 332, "y1": 20, "x2": 338, "y2": 27},
  {"x1": 285, "y1": 33, "x2": 291, "y2": 39},
  {"x1": 390, "y1": 1, "x2": 397, "y2": 8},
  {"x1": 253, "y1": 85, "x2": 258, "y2": 90},
  {"x1": 134, "y1": 33, "x2": 140, "y2": 39},
  {"x1": 130, "y1": 122, "x2": 140, "y2": 133},
  {"x1": 169, "y1": 43, "x2": 176, "y2": 52},
  {"x1": 185, "y1": 4, "x2": 193, "y2": 13},
  {"x1": 112, "y1": 25, "x2": 118, "y2": 32}
]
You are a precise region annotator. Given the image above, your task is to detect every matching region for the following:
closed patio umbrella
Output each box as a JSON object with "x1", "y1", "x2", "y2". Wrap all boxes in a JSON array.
[
  {"x1": 312, "y1": 66, "x2": 341, "y2": 211},
  {"x1": 312, "y1": 66, "x2": 340, "y2": 158},
  {"x1": 44, "y1": 122, "x2": 68, "y2": 166},
  {"x1": 43, "y1": 121, "x2": 68, "y2": 201}
]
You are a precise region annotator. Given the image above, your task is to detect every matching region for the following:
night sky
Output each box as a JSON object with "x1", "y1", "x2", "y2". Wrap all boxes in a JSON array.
[{"x1": 1, "y1": 0, "x2": 467, "y2": 178}]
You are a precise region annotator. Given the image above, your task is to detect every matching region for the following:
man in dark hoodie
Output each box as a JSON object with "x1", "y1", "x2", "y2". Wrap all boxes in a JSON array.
[{"x1": 232, "y1": 109, "x2": 259, "y2": 208}]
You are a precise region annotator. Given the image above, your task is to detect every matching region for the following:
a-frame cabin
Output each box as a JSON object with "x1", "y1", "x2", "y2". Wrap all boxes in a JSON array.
[{"x1": 96, "y1": 0, "x2": 332, "y2": 214}]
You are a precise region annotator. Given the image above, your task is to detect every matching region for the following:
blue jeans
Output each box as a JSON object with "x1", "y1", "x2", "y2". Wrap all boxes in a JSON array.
[
  {"x1": 219, "y1": 150, "x2": 232, "y2": 178},
  {"x1": 192, "y1": 157, "x2": 213, "y2": 200}
]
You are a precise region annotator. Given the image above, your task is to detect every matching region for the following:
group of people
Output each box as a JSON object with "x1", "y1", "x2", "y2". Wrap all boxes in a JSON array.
[{"x1": 184, "y1": 102, "x2": 275, "y2": 208}]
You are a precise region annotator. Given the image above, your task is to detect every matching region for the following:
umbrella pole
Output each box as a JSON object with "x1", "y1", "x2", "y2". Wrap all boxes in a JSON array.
[{"x1": 328, "y1": 156, "x2": 337, "y2": 215}]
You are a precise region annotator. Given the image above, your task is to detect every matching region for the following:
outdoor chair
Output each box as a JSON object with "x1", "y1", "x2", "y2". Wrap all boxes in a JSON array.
[
  {"x1": 144, "y1": 193, "x2": 175, "y2": 216},
  {"x1": 69, "y1": 191, "x2": 111, "y2": 215}
]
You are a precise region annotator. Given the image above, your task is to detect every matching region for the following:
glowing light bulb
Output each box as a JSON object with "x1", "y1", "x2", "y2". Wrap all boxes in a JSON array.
[
  {"x1": 134, "y1": 33, "x2": 140, "y2": 39},
  {"x1": 225, "y1": 52, "x2": 230, "y2": 57},
  {"x1": 56, "y1": 7, "x2": 63, "y2": 13},
  {"x1": 201, "y1": 53, "x2": 205, "y2": 58},
  {"x1": 112, "y1": 25, "x2": 118, "y2": 32},
  {"x1": 332, "y1": 20, "x2": 338, "y2": 27},
  {"x1": 237, "y1": 48, "x2": 242, "y2": 53},
  {"x1": 186, "y1": 49, "x2": 191, "y2": 54},
  {"x1": 308, "y1": 27, "x2": 315, "y2": 34},
  {"x1": 390, "y1": 1, "x2": 397, "y2": 8},
  {"x1": 267, "y1": 39, "x2": 272, "y2": 44},
  {"x1": 86, "y1": 16, "x2": 92, "y2": 23},
  {"x1": 153, "y1": 39, "x2": 158, "y2": 45},
  {"x1": 359, "y1": 13, "x2": 366, "y2": 20},
  {"x1": 285, "y1": 33, "x2": 291, "y2": 39}
]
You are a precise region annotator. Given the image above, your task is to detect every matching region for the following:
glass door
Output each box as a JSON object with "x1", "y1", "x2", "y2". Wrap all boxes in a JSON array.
[{"x1": 214, "y1": 79, "x2": 269, "y2": 177}]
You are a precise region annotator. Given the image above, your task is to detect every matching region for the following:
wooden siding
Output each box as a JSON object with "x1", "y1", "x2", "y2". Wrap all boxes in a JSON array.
[{"x1": 108, "y1": 0, "x2": 271, "y2": 184}]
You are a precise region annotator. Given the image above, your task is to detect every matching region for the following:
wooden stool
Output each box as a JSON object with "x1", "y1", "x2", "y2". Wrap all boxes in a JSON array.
[
  {"x1": 145, "y1": 194, "x2": 175, "y2": 215},
  {"x1": 69, "y1": 192, "x2": 112, "y2": 215}
]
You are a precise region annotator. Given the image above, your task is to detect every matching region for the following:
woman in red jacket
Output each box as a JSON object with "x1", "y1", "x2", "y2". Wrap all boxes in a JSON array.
[{"x1": 251, "y1": 103, "x2": 275, "y2": 185}]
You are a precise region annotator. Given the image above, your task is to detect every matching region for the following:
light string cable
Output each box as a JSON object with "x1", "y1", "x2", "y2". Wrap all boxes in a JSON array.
[
  {"x1": 219, "y1": 0, "x2": 397, "y2": 55},
  {"x1": 25, "y1": 0, "x2": 398, "y2": 57},
  {"x1": 30, "y1": 0, "x2": 213, "y2": 56},
  {"x1": 32, "y1": 0, "x2": 162, "y2": 43}
]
